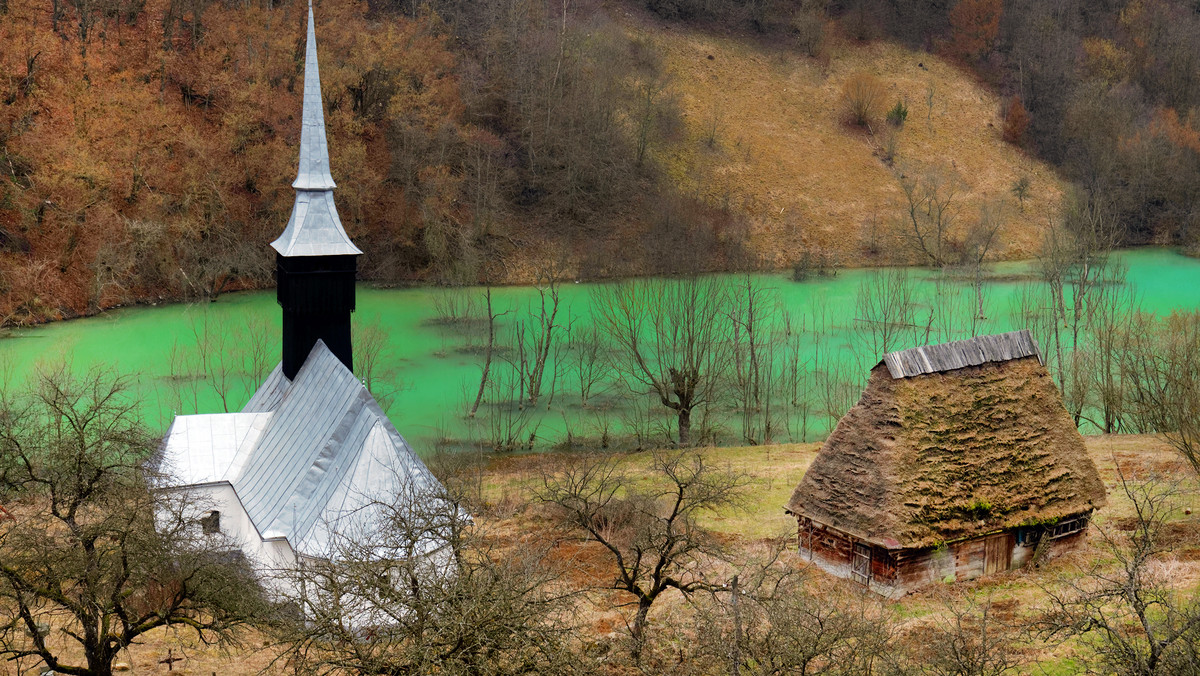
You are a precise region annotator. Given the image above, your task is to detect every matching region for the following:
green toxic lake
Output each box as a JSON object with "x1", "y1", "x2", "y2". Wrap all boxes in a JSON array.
[{"x1": 2, "y1": 248, "x2": 1198, "y2": 456}]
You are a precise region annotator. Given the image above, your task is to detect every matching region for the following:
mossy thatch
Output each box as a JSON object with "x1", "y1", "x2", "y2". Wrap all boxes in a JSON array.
[{"x1": 785, "y1": 355, "x2": 1106, "y2": 549}]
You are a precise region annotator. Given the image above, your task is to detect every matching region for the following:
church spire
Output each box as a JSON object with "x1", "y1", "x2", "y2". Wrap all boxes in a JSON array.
[
  {"x1": 293, "y1": 0, "x2": 335, "y2": 192},
  {"x1": 274, "y1": 0, "x2": 360, "y2": 380},
  {"x1": 271, "y1": 0, "x2": 362, "y2": 258}
]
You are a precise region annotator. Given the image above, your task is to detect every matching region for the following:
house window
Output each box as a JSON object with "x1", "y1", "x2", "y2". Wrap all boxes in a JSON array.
[
  {"x1": 200, "y1": 510, "x2": 221, "y2": 534},
  {"x1": 1047, "y1": 515, "x2": 1088, "y2": 540}
]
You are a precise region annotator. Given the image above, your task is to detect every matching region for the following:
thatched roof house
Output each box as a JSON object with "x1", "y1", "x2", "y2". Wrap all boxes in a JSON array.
[{"x1": 786, "y1": 331, "x2": 1106, "y2": 596}]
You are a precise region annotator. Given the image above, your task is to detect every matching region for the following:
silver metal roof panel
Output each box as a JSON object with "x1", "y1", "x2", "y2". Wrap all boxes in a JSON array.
[
  {"x1": 159, "y1": 412, "x2": 274, "y2": 485},
  {"x1": 231, "y1": 341, "x2": 441, "y2": 556},
  {"x1": 161, "y1": 342, "x2": 445, "y2": 558},
  {"x1": 243, "y1": 362, "x2": 289, "y2": 412},
  {"x1": 271, "y1": 191, "x2": 362, "y2": 257}
]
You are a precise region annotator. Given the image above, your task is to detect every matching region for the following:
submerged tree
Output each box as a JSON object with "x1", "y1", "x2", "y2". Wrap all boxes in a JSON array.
[
  {"x1": 594, "y1": 277, "x2": 732, "y2": 446},
  {"x1": 0, "y1": 365, "x2": 268, "y2": 676},
  {"x1": 1122, "y1": 311, "x2": 1200, "y2": 473}
]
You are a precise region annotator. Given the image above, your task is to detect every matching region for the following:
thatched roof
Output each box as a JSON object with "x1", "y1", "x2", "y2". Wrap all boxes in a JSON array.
[{"x1": 786, "y1": 346, "x2": 1106, "y2": 550}]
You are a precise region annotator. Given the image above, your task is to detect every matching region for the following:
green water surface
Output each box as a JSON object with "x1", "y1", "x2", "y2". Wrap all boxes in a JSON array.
[{"x1": 1, "y1": 248, "x2": 1197, "y2": 455}]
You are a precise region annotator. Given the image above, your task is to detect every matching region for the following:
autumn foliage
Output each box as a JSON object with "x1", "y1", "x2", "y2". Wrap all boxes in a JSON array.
[
  {"x1": 1, "y1": 0, "x2": 701, "y2": 326},
  {"x1": 947, "y1": 0, "x2": 1002, "y2": 62},
  {"x1": 1002, "y1": 96, "x2": 1029, "y2": 146},
  {"x1": 0, "y1": 0, "x2": 474, "y2": 324}
]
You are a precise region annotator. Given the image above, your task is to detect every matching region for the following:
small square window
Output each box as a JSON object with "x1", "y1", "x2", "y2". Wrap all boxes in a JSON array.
[{"x1": 200, "y1": 510, "x2": 220, "y2": 535}]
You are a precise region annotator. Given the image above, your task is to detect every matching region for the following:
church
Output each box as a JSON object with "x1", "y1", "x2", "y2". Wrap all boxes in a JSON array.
[{"x1": 156, "y1": 0, "x2": 445, "y2": 586}]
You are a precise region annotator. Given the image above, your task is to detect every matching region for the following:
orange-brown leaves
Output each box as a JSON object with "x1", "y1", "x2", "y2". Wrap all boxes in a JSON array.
[
  {"x1": 947, "y1": 0, "x2": 1002, "y2": 62},
  {"x1": 1150, "y1": 107, "x2": 1200, "y2": 154},
  {"x1": 1003, "y1": 96, "x2": 1030, "y2": 146},
  {"x1": 0, "y1": 0, "x2": 469, "y2": 322}
]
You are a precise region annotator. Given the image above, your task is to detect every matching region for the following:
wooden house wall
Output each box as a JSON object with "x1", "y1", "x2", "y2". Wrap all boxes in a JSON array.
[
  {"x1": 796, "y1": 517, "x2": 899, "y2": 593},
  {"x1": 795, "y1": 512, "x2": 1094, "y2": 596}
]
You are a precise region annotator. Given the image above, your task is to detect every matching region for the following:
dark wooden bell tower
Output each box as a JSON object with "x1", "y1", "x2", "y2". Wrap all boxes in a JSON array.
[
  {"x1": 277, "y1": 254, "x2": 357, "y2": 379},
  {"x1": 272, "y1": 0, "x2": 363, "y2": 380}
]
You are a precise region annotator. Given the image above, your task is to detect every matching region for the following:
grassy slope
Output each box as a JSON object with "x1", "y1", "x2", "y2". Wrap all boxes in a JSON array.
[{"x1": 636, "y1": 17, "x2": 1068, "y2": 267}]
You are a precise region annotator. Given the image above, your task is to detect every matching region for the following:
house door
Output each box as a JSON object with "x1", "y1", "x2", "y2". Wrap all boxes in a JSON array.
[
  {"x1": 983, "y1": 532, "x2": 1012, "y2": 575},
  {"x1": 852, "y1": 543, "x2": 871, "y2": 584}
]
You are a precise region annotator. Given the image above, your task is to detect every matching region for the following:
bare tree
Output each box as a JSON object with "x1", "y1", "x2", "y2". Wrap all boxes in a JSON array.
[
  {"x1": 564, "y1": 321, "x2": 611, "y2": 408},
  {"x1": 912, "y1": 591, "x2": 1031, "y2": 676},
  {"x1": 1035, "y1": 195, "x2": 1123, "y2": 423},
  {"x1": 161, "y1": 304, "x2": 278, "y2": 415},
  {"x1": 483, "y1": 364, "x2": 540, "y2": 453},
  {"x1": 899, "y1": 168, "x2": 962, "y2": 267},
  {"x1": 277, "y1": 485, "x2": 581, "y2": 676},
  {"x1": 594, "y1": 277, "x2": 733, "y2": 446},
  {"x1": 959, "y1": 201, "x2": 1005, "y2": 322},
  {"x1": 728, "y1": 276, "x2": 784, "y2": 445},
  {"x1": 781, "y1": 312, "x2": 816, "y2": 443},
  {"x1": 1122, "y1": 311, "x2": 1200, "y2": 472},
  {"x1": 469, "y1": 287, "x2": 507, "y2": 417},
  {"x1": 0, "y1": 366, "x2": 268, "y2": 676},
  {"x1": 854, "y1": 267, "x2": 917, "y2": 357},
  {"x1": 1081, "y1": 269, "x2": 1138, "y2": 433},
  {"x1": 354, "y1": 313, "x2": 403, "y2": 413},
  {"x1": 1039, "y1": 471, "x2": 1200, "y2": 675},
  {"x1": 508, "y1": 270, "x2": 562, "y2": 407},
  {"x1": 842, "y1": 72, "x2": 888, "y2": 127},
  {"x1": 695, "y1": 562, "x2": 898, "y2": 676},
  {"x1": 536, "y1": 450, "x2": 745, "y2": 660}
]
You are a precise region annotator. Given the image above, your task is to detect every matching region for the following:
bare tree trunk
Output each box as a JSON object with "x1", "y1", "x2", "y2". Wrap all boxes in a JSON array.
[
  {"x1": 470, "y1": 288, "x2": 500, "y2": 418},
  {"x1": 631, "y1": 598, "x2": 652, "y2": 662},
  {"x1": 677, "y1": 406, "x2": 692, "y2": 447}
]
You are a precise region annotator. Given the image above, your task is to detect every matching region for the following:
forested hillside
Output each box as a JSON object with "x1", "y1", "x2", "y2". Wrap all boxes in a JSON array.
[{"x1": 1, "y1": 0, "x2": 1198, "y2": 326}]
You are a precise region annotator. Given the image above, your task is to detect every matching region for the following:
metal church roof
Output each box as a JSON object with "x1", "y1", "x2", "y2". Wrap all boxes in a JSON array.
[
  {"x1": 160, "y1": 341, "x2": 443, "y2": 557},
  {"x1": 880, "y1": 329, "x2": 1043, "y2": 379},
  {"x1": 270, "y1": 0, "x2": 362, "y2": 258}
]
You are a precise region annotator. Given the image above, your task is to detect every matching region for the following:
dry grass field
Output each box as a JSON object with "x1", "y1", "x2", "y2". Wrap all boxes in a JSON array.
[
  {"x1": 43, "y1": 433, "x2": 1194, "y2": 675},
  {"x1": 634, "y1": 17, "x2": 1068, "y2": 268}
]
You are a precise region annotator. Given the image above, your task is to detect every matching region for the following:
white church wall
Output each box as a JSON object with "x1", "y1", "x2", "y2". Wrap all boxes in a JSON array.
[{"x1": 162, "y1": 483, "x2": 300, "y2": 599}]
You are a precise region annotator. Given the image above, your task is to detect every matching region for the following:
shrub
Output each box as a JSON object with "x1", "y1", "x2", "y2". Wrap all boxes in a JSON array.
[
  {"x1": 1003, "y1": 96, "x2": 1029, "y2": 145},
  {"x1": 791, "y1": 1, "x2": 827, "y2": 57},
  {"x1": 841, "y1": 72, "x2": 887, "y2": 127},
  {"x1": 887, "y1": 99, "x2": 908, "y2": 127},
  {"x1": 1010, "y1": 176, "x2": 1031, "y2": 208}
]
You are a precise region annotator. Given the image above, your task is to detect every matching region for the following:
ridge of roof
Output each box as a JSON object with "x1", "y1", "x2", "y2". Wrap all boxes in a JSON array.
[
  {"x1": 881, "y1": 330, "x2": 1042, "y2": 379},
  {"x1": 159, "y1": 341, "x2": 444, "y2": 558}
]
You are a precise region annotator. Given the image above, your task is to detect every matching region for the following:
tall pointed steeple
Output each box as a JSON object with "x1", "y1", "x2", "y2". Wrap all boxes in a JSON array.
[
  {"x1": 272, "y1": 0, "x2": 362, "y2": 258},
  {"x1": 274, "y1": 0, "x2": 361, "y2": 380}
]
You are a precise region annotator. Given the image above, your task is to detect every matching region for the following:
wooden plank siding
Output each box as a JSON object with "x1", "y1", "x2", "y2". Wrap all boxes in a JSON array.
[{"x1": 794, "y1": 512, "x2": 1093, "y2": 596}]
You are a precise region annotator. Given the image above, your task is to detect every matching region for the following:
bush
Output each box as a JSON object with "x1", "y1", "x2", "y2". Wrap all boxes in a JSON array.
[
  {"x1": 1003, "y1": 96, "x2": 1029, "y2": 145},
  {"x1": 1010, "y1": 175, "x2": 1031, "y2": 208},
  {"x1": 791, "y1": 1, "x2": 828, "y2": 57},
  {"x1": 842, "y1": 72, "x2": 887, "y2": 127},
  {"x1": 887, "y1": 99, "x2": 908, "y2": 127}
]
